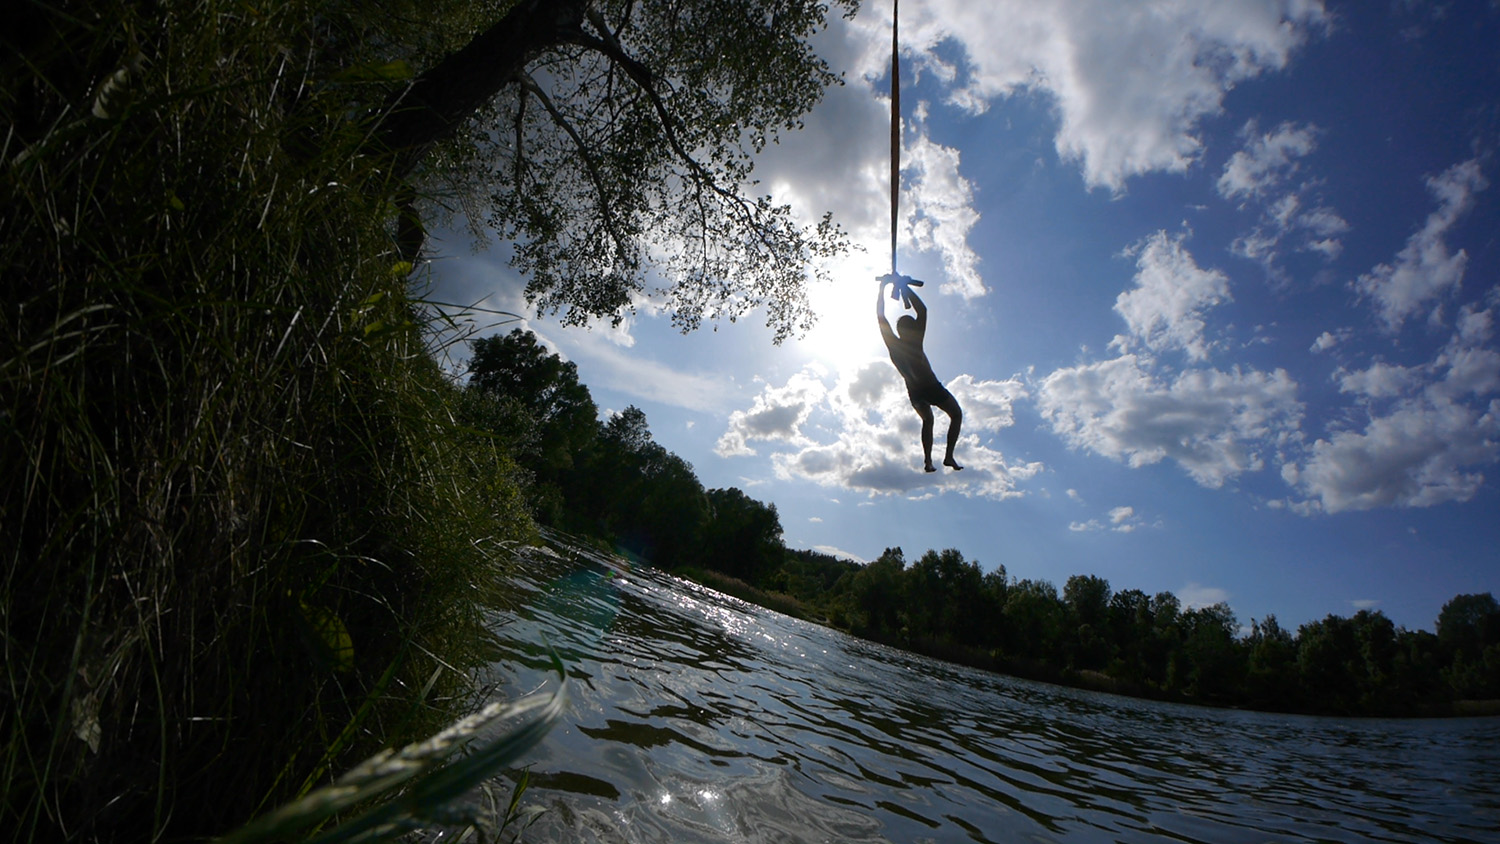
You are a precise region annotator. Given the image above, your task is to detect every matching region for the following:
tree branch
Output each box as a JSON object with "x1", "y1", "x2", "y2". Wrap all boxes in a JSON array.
[
  {"x1": 517, "y1": 73, "x2": 626, "y2": 260},
  {"x1": 568, "y1": 16, "x2": 765, "y2": 237},
  {"x1": 374, "y1": 0, "x2": 587, "y2": 177}
]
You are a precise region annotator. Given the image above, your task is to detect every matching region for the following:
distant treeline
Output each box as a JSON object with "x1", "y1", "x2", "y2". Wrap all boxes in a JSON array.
[
  {"x1": 770, "y1": 548, "x2": 1500, "y2": 717},
  {"x1": 471, "y1": 328, "x2": 1500, "y2": 718}
]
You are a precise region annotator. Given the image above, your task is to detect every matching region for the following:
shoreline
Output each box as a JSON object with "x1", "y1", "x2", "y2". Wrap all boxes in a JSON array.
[{"x1": 668, "y1": 564, "x2": 1500, "y2": 720}]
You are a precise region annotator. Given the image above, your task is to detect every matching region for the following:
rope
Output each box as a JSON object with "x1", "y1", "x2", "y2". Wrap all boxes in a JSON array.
[{"x1": 889, "y1": 0, "x2": 900, "y2": 277}]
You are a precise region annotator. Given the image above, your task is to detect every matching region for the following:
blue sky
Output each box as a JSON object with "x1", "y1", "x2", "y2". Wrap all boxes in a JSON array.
[{"x1": 430, "y1": 0, "x2": 1500, "y2": 634}]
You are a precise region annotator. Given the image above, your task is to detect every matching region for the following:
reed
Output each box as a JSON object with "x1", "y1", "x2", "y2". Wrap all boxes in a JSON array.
[{"x1": 2, "y1": 1, "x2": 536, "y2": 839}]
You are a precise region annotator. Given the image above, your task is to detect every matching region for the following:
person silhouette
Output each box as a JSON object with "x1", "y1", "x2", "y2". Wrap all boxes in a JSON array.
[{"x1": 876, "y1": 274, "x2": 963, "y2": 472}]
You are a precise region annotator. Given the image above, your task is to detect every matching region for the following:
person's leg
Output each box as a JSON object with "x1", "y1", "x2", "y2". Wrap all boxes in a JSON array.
[
  {"x1": 935, "y1": 391, "x2": 963, "y2": 470},
  {"x1": 912, "y1": 399, "x2": 937, "y2": 472}
]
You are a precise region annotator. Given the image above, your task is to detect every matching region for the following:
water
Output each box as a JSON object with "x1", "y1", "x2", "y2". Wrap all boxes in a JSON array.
[{"x1": 470, "y1": 536, "x2": 1500, "y2": 843}]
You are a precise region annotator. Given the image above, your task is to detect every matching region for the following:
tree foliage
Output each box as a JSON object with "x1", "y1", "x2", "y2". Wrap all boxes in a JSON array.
[
  {"x1": 388, "y1": 0, "x2": 857, "y2": 340},
  {"x1": 702, "y1": 488, "x2": 785, "y2": 582},
  {"x1": 468, "y1": 330, "x2": 599, "y2": 466}
]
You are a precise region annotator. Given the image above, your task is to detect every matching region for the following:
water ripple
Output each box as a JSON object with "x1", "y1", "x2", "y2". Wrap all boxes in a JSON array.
[{"x1": 465, "y1": 541, "x2": 1500, "y2": 844}]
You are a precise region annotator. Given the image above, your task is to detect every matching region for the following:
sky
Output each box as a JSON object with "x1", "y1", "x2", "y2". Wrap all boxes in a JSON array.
[{"x1": 429, "y1": 0, "x2": 1500, "y2": 634}]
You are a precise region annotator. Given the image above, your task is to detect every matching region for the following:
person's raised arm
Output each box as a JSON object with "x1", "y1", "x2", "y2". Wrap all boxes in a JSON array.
[
  {"x1": 907, "y1": 286, "x2": 928, "y2": 332},
  {"x1": 875, "y1": 277, "x2": 898, "y2": 346}
]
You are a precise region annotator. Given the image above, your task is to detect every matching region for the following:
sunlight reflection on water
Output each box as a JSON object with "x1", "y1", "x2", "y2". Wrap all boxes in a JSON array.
[{"x1": 465, "y1": 537, "x2": 1500, "y2": 843}]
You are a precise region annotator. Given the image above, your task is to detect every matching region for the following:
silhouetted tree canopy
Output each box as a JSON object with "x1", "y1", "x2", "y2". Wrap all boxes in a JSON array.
[
  {"x1": 379, "y1": 0, "x2": 857, "y2": 340},
  {"x1": 468, "y1": 329, "x2": 599, "y2": 469},
  {"x1": 701, "y1": 488, "x2": 784, "y2": 582}
]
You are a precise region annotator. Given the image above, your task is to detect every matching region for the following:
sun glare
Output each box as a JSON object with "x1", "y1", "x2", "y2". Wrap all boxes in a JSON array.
[{"x1": 800, "y1": 270, "x2": 888, "y2": 374}]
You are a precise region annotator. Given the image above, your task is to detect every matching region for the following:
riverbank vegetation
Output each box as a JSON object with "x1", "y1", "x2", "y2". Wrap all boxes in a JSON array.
[
  {"x1": 3, "y1": 0, "x2": 855, "y2": 840},
  {"x1": 2, "y1": 2, "x2": 546, "y2": 839}
]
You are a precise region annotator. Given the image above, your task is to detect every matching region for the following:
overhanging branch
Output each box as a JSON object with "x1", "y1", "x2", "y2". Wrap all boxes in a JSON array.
[
  {"x1": 569, "y1": 11, "x2": 768, "y2": 239},
  {"x1": 373, "y1": 0, "x2": 587, "y2": 177},
  {"x1": 518, "y1": 74, "x2": 627, "y2": 259}
]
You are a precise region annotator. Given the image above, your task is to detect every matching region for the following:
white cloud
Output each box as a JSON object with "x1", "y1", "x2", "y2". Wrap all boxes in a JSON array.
[
  {"x1": 542, "y1": 329, "x2": 738, "y2": 413},
  {"x1": 1072, "y1": 504, "x2": 1143, "y2": 533},
  {"x1": 757, "y1": 44, "x2": 983, "y2": 304},
  {"x1": 1310, "y1": 329, "x2": 1351, "y2": 353},
  {"x1": 423, "y1": 248, "x2": 744, "y2": 412},
  {"x1": 1036, "y1": 355, "x2": 1304, "y2": 488},
  {"x1": 1178, "y1": 582, "x2": 1230, "y2": 610},
  {"x1": 1285, "y1": 300, "x2": 1500, "y2": 513},
  {"x1": 715, "y1": 370, "x2": 828, "y2": 457},
  {"x1": 1336, "y1": 362, "x2": 1421, "y2": 399},
  {"x1": 1355, "y1": 158, "x2": 1488, "y2": 330},
  {"x1": 867, "y1": 0, "x2": 1329, "y2": 192},
  {"x1": 945, "y1": 373, "x2": 1027, "y2": 432},
  {"x1": 1217, "y1": 121, "x2": 1318, "y2": 199},
  {"x1": 1219, "y1": 121, "x2": 1348, "y2": 276},
  {"x1": 1285, "y1": 397, "x2": 1500, "y2": 513},
  {"x1": 728, "y1": 0, "x2": 1329, "y2": 324},
  {"x1": 903, "y1": 131, "x2": 985, "y2": 299},
  {"x1": 720, "y1": 363, "x2": 1041, "y2": 500},
  {"x1": 1351, "y1": 599, "x2": 1381, "y2": 610},
  {"x1": 809, "y1": 544, "x2": 869, "y2": 564},
  {"x1": 1231, "y1": 229, "x2": 1279, "y2": 265},
  {"x1": 1437, "y1": 345, "x2": 1500, "y2": 400},
  {"x1": 1435, "y1": 302, "x2": 1500, "y2": 400},
  {"x1": 1113, "y1": 230, "x2": 1231, "y2": 361}
]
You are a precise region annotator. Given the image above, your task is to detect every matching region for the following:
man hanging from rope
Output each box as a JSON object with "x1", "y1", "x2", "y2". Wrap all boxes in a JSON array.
[{"x1": 876, "y1": 274, "x2": 963, "y2": 472}]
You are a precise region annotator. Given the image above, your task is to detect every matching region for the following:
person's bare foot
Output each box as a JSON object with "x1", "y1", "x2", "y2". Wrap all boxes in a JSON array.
[
  {"x1": 924, "y1": 462, "x2": 937, "y2": 473},
  {"x1": 944, "y1": 457, "x2": 963, "y2": 471}
]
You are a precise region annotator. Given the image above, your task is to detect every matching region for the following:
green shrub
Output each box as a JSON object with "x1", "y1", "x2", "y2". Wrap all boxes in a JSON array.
[{"x1": 2, "y1": 2, "x2": 533, "y2": 839}]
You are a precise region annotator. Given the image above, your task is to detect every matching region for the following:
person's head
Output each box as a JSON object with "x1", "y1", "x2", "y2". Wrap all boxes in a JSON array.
[{"x1": 896, "y1": 315, "x2": 918, "y2": 337}]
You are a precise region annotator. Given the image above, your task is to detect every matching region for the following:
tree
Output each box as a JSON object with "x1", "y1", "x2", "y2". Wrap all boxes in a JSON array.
[
  {"x1": 466, "y1": 329, "x2": 599, "y2": 520},
  {"x1": 594, "y1": 405, "x2": 708, "y2": 565},
  {"x1": 1004, "y1": 579, "x2": 1065, "y2": 663},
  {"x1": 1436, "y1": 593, "x2": 1500, "y2": 658},
  {"x1": 381, "y1": 0, "x2": 857, "y2": 340},
  {"x1": 701, "y1": 488, "x2": 785, "y2": 583},
  {"x1": 776, "y1": 548, "x2": 861, "y2": 610},
  {"x1": 1105, "y1": 589, "x2": 1152, "y2": 683},
  {"x1": 1142, "y1": 591, "x2": 1183, "y2": 689},
  {"x1": 1244, "y1": 614, "x2": 1298, "y2": 709},
  {"x1": 1297, "y1": 614, "x2": 1360, "y2": 714},
  {"x1": 1435, "y1": 593, "x2": 1500, "y2": 699},
  {"x1": 903, "y1": 549, "x2": 985, "y2": 645},
  {"x1": 1063, "y1": 574, "x2": 1112, "y2": 670},
  {"x1": 1350, "y1": 609, "x2": 1398, "y2": 710},
  {"x1": 976, "y1": 567, "x2": 1011, "y2": 652},
  {"x1": 1178, "y1": 602, "x2": 1243, "y2": 703},
  {"x1": 845, "y1": 548, "x2": 907, "y2": 640}
]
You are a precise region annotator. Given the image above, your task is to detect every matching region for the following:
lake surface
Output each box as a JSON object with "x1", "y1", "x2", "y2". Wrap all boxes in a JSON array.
[{"x1": 469, "y1": 535, "x2": 1500, "y2": 843}]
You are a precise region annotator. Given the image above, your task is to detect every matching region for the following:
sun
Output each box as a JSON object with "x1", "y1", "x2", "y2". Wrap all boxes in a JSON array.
[{"x1": 799, "y1": 271, "x2": 888, "y2": 374}]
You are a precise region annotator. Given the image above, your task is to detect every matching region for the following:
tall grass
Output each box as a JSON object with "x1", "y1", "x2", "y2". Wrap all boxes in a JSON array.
[{"x1": 2, "y1": 2, "x2": 536, "y2": 840}]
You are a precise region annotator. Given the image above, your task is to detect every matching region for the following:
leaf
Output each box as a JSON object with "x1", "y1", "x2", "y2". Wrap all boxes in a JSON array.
[
  {"x1": 299, "y1": 601, "x2": 355, "y2": 673},
  {"x1": 70, "y1": 693, "x2": 102, "y2": 754},
  {"x1": 213, "y1": 654, "x2": 568, "y2": 844}
]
